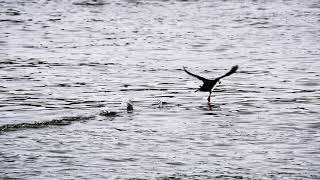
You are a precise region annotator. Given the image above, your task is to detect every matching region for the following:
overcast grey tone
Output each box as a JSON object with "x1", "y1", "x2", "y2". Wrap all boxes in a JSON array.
[{"x1": 0, "y1": 0, "x2": 320, "y2": 179}]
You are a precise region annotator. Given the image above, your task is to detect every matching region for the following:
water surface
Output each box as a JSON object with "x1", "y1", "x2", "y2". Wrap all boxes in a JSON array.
[{"x1": 0, "y1": 0, "x2": 320, "y2": 179}]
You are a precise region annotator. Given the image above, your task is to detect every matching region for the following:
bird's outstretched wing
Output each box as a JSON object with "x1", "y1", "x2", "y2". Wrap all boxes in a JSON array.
[
  {"x1": 183, "y1": 67, "x2": 208, "y2": 81},
  {"x1": 217, "y1": 65, "x2": 238, "y2": 80}
]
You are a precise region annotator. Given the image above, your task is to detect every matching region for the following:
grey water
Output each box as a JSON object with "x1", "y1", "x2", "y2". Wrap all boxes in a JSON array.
[{"x1": 1, "y1": 0, "x2": 320, "y2": 179}]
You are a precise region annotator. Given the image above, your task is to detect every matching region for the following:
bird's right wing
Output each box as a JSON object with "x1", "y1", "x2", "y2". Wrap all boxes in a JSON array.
[
  {"x1": 217, "y1": 65, "x2": 238, "y2": 80},
  {"x1": 183, "y1": 67, "x2": 208, "y2": 81}
]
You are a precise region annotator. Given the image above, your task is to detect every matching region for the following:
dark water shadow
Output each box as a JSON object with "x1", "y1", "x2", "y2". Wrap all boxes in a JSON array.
[{"x1": 0, "y1": 115, "x2": 95, "y2": 133}]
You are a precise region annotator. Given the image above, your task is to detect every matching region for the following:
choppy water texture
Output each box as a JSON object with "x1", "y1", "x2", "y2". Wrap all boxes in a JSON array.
[{"x1": 1, "y1": 0, "x2": 320, "y2": 179}]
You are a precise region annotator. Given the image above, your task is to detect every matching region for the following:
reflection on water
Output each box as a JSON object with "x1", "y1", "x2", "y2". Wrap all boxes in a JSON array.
[{"x1": 1, "y1": 0, "x2": 320, "y2": 179}]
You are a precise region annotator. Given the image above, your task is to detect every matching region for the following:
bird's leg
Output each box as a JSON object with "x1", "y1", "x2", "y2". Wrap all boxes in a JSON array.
[
  {"x1": 195, "y1": 85, "x2": 202, "y2": 92},
  {"x1": 207, "y1": 91, "x2": 212, "y2": 103},
  {"x1": 208, "y1": 103, "x2": 212, "y2": 111}
]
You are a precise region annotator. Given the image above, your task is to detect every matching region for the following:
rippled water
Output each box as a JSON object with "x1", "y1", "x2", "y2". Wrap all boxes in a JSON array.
[{"x1": 1, "y1": 0, "x2": 320, "y2": 179}]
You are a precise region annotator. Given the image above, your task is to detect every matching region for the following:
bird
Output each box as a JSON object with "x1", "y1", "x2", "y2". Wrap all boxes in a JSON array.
[
  {"x1": 183, "y1": 65, "x2": 238, "y2": 102},
  {"x1": 126, "y1": 100, "x2": 134, "y2": 112}
]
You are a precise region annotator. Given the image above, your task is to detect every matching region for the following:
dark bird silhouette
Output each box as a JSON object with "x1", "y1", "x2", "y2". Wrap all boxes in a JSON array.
[{"x1": 183, "y1": 65, "x2": 238, "y2": 102}]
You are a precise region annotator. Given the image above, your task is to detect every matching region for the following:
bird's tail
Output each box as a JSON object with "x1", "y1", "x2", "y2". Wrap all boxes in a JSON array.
[{"x1": 217, "y1": 65, "x2": 238, "y2": 79}]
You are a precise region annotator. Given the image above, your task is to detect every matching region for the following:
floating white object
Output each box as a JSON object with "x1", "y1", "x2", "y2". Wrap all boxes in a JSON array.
[
  {"x1": 99, "y1": 110, "x2": 117, "y2": 116},
  {"x1": 157, "y1": 99, "x2": 163, "y2": 108}
]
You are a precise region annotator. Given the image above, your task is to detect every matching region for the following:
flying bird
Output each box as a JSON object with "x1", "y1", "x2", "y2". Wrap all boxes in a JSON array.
[{"x1": 183, "y1": 65, "x2": 238, "y2": 102}]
